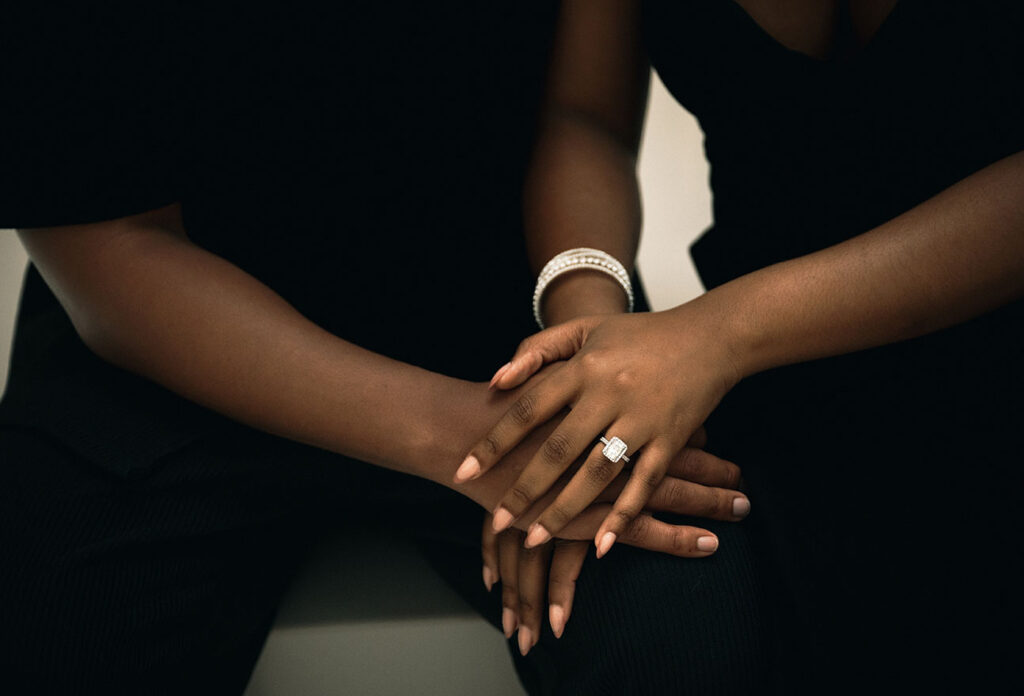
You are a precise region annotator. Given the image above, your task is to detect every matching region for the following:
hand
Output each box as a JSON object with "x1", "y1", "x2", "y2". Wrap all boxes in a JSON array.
[
  {"x1": 481, "y1": 514, "x2": 588, "y2": 656},
  {"x1": 457, "y1": 307, "x2": 743, "y2": 556},
  {"x1": 457, "y1": 395, "x2": 749, "y2": 558}
]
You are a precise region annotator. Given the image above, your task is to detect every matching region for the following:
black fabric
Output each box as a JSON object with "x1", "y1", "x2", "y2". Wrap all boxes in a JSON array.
[
  {"x1": 0, "y1": 424, "x2": 769, "y2": 695},
  {"x1": 643, "y1": 0, "x2": 1024, "y2": 690},
  {"x1": 0, "y1": 2, "x2": 559, "y2": 475}
]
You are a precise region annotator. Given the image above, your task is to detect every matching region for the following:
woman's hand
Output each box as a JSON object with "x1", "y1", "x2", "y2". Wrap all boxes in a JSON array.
[
  {"x1": 456, "y1": 306, "x2": 743, "y2": 556},
  {"x1": 478, "y1": 425, "x2": 742, "y2": 655},
  {"x1": 458, "y1": 388, "x2": 750, "y2": 555},
  {"x1": 482, "y1": 515, "x2": 588, "y2": 655}
]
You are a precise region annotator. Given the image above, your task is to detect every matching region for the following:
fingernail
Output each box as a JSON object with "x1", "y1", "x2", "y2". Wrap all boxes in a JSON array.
[
  {"x1": 492, "y1": 507, "x2": 514, "y2": 533},
  {"x1": 483, "y1": 566, "x2": 495, "y2": 592},
  {"x1": 697, "y1": 535, "x2": 719, "y2": 552},
  {"x1": 489, "y1": 362, "x2": 513, "y2": 388},
  {"x1": 518, "y1": 626, "x2": 533, "y2": 656},
  {"x1": 733, "y1": 497, "x2": 751, "y2": 518},
  {"x1": 549, "y1": 605, "x2": 566, "y2": 638},
  {"x1": 596, "y1": 531, "x2": 616, "y2": 558},
  {"x1": 454, "y1": 455, "x2": 480, "y2": 483},
  {"x1": 502, "y1": 608, "x2": 517, "y2": 638},
  {"x1": 524, "y1": 524, "x2": 551, "y2": 548}
]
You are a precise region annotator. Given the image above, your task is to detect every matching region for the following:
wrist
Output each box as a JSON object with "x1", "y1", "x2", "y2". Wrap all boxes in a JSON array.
[
  {"x1": 410, "y1": 378, "x2": 514, "y2": 492},
  {"x1": 541, "y1": 271, "x2": 630, "y2": 326}
]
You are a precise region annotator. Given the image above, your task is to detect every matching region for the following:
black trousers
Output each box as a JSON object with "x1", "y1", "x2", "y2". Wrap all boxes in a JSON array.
[{"x1": 0, "y1": 424, "x2": 770, "y2": 696}]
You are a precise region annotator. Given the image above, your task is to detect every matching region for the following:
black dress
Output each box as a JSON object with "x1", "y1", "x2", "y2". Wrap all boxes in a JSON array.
[
  {"x1": 1, "y1": 4, "x2": 768, "y2": 695},
  {"x1": 645, "y1": 0, "x2": 1023, "y2": 690}
]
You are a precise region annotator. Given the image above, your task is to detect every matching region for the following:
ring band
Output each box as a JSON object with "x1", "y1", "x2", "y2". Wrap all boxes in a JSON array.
[{"x1": 599, "y1": 436, "x2": 630, "y2": 464}]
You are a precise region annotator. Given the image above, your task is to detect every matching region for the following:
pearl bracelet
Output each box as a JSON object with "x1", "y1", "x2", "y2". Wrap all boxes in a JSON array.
[{"x1": 532, "y1": 247, "x2": 634, "y2": 329}]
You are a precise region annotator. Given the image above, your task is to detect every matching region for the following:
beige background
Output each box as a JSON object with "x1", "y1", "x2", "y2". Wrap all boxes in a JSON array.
[{"x1": 0, "y1": 74, "x2": 711, "y2": 695}]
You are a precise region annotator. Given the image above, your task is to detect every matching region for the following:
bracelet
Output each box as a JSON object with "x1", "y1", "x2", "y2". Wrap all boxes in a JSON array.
[{"x1": 532, "y1": 247, "x2": 634, "y2": 329}]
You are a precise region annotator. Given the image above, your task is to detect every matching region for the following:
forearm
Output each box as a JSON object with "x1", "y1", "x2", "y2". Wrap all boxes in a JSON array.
[
  {"x1": 524, "y1": 0, "x2": 649, "y2": 326},
  {"x1": 692, "y1": 150, "x2": 1024, "y2": 378},
  {"x1": 524, "y1": 113, "x2": 643, "y2": 324},
  {"x1": 19, "y1": 213, "x2": 490, "y2": 484}
]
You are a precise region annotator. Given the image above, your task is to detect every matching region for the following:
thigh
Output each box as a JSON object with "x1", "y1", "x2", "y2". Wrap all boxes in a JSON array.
[{"x1": 418, "y1": 512, "x2": 772, "y2": 696}]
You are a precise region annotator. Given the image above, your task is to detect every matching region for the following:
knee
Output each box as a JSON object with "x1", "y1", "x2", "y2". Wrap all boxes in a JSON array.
[{"x1": 520, "y1": 525, "x2": 769, "y2": 695}]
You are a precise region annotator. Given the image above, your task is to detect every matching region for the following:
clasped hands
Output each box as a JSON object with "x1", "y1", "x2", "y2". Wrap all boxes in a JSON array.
[{"x1": 454, "y1": 308, "x2": 748, "y2": 654}]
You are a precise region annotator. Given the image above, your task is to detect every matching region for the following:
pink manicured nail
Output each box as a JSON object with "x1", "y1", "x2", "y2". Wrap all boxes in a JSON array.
[
  {"x1": 518, "y1": 626, "x2": 533, "y2": 656},
  {"x1": 502, "y1": 608, "x2": 517, "y2": 638},
  {"x1": 489, "y1": 362, "x2": 513, "y2": 388},
  {"x1": 733, "y1": 497, "x2": 751, "y2": 518},
  {"x1": 549, "y1": 605, "x2": 566, "y2": 638},
  {"x1": 524, "y1": 524, "x2": 551, "y2": 548},
  {"x1": 596, "y1": 531, "x2": 616, "y2": 558},
  {"x1": 492, "y1": 507, "x2": 515, "y2": 533},
  {"x1": 483, "y1": 566, "x2": 495, "y2": 592},
  {"x1": 697, "y1": 536, "x2": 719, "y2": 552},
  {"x1": 454, "y1": 455, "x2": 481, "y2": 483}
]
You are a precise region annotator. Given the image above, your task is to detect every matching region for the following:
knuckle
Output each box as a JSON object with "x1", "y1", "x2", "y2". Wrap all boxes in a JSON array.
[
  {"x1": 700, "y1": 492, "x2": 724, "y2": 518},
  {"x1": 542, "y1": 506, "x2": 572, "y2": 530},
  {"x1": 626, "y1": 512, "x2": 650, "y2": 541},
  {"x1": 583, "y1": 458, "x2": 617, "y2": 486},
  {"x1": 542, "y1": 431, "x2": 573, "y2": 464},
  {"x1": 612, "y1": 507, "x2": 636, "y2": 529},
  {"x1": 612, "y1": 369, "x2": 638, "y2": 390},
  {"x1": 518, "y1": 596, "x2": 539, "y2": 615},
  {"x1": 723, "y1": 462, "x2": 743, "y2": 490},
  {"x1": 664, "y1": 479, "x2": 693, "y2": 510},
  {"x1": 676, "y1": 447, "x2": 704, "y2": 476},
  {"x1": 509, "y1": 393, "x2": 536, "y2": 427},
  {"x1": 579, "y1": 350, "x2": 606, "y2": 373},
  {"x1": 482, "y1": 433, "x2": 501, "y2": 457},
  {"x1": 548, "y1": 577, "x2": 577, "y2": 593},
  {"x1": 507, "y1": 484, "x2": 535, "y2": 510},
  {"x1": 671, "y1": 528, "x2": 695, "y2": 555},
  {"x1": 636, "y1": 466, "x2": 663, "y2": 492}
]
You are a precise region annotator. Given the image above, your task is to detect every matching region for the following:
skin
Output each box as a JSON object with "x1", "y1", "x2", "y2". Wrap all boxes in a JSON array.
[
  {"x1": 466, "y1": 0, "x2": 1024, "y2": 651},
  {"x1": 16, "y1": 201, "x2": 751, "y2": 654}
]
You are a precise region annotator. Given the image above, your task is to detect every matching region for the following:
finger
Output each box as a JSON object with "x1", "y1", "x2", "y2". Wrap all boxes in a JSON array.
[
  {"x1": 524, "y1": 427, "x2": 639, "y2": 548},
  {"x1": 647, "y1": 476, "x2": 751, "y2": 521},
  {"x1": 516, "y1": 541, "x2": 554, "y2": 656},
  {"x1": 490, "y1": 322, "x2": 586, "y2": 390},
  {"x1": 499, "y1": 403, "x2": 615, "y2": 537},
  {"x1": 497, "y1": 528, "x2": 523, "y2": 639},
  {"x1": 481, "y1": 513, "x2": 499, "y2": 592},
  {"x1": 560, "y1": 505, "x2": 719, "y2": 558},
  {"x1": 455, "y1": 367, "x2": 577, "y2": 485},
  {"x1": 665, "y1": 446, "x2": 743, "y2": 490},
  {"x1": 619, "y1": 512, "x2": 720, "y2": 557},
  {"x1": 594, "y1": 441, "x2": 673, "y2": 558},
  {"x1": 548, "y1": 540, "x2": 587, "y2": 639},
  {"x1": 687, "y1": 426, "x2": 708, "y2": 449}
]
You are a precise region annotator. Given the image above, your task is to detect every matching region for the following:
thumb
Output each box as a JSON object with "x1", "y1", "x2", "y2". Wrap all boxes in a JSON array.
[{"x1": 490, "y1": 320, "x2": 589, "y2": 390}]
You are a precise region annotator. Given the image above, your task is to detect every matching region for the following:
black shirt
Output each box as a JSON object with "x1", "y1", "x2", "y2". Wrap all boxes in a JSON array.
[{"x1": 0, "y1": 2, "x2": 559, "y2": 475}]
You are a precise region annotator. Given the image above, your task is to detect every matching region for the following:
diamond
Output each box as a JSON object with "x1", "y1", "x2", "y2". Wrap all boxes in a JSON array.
[{"x1": 602, "y1": 436, "x2": 628, "y2": 463}]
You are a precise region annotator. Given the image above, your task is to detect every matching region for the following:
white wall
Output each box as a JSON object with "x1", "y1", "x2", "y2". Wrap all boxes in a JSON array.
[{"x1": 0, "y1": 234, "x2": 27, "y2": 396}]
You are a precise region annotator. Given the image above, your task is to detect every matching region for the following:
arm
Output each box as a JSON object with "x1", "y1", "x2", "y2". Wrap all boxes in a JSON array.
[
  {"x1": 18, "y1": 204, "x2": 470, "y2": 481},
  {"x1": 523, "y1": 0, "x2": 649, "y2": 326},
  {"x1": 18, "y1": 204, "x2": 746, "y2": 542},
  {"x1": 712, "y1": 149, "x2": 1024, "y2": 378},
  {"x1": 471, "y1": 147, "x2": 1024, "y2": 555}
]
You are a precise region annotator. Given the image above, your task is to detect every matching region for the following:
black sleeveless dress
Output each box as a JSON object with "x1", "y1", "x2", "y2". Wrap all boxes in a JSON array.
[{"x1": 645, "y1": 0, "x2": 1023, "y2": 688}]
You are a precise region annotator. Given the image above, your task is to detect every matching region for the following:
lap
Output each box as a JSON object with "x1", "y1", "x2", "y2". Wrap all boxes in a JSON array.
[{"x1": 0, "y1": 425, "x2": 770, "y2": 695}]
